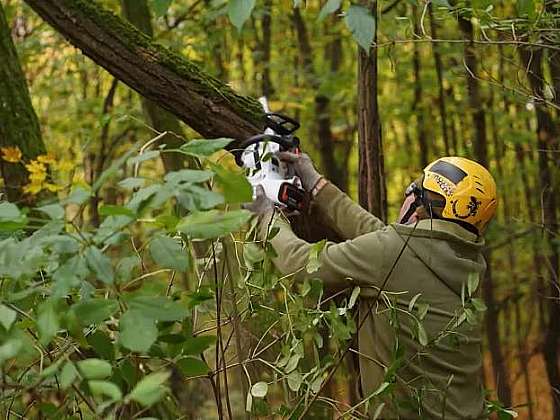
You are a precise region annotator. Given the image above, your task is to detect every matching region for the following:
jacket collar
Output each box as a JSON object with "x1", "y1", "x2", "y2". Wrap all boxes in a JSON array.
[{"x1": 392, "y1": 219, "x2": 483, "y2": 246}]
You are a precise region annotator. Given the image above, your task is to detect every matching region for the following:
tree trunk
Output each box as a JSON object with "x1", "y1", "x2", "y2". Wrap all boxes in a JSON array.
[
  {"x1": 519, "y1": 45, "x2": 560, "y2": 420},
  {"x1": 459, "y1": 17, "x2": 512, "y2": 407},
  {"x1": 22, "y1": 0, "x2": 264, "y2": 142},
  {"x1": 412, "y1": 4, "x2": 428, "y2": 167},
  {"x1": 0, "y1": 2, "x2": 47, "y2": 202},
  {"x1": 428, "y1": 4, "x2": 450, "y2": 155},
  {"x1": 121, "y1": 0, "x2": 188, "y2": 172},
  {"x1": 358, "y1": 0, "x2": 386, "y2": 220}
]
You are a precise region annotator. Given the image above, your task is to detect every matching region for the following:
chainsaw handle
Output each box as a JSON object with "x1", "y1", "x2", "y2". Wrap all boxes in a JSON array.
[
  {"x1": 265, "y1": 113, "x2": 300, "y2": 135},
  {"x1": 234, "y1": 134, "x2": 300, "y2": 166}
]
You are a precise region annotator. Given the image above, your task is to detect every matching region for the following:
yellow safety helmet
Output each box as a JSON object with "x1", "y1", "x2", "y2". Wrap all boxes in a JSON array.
[{"x1": 419, "y1": 157, "x2": 498, "y2": 235}]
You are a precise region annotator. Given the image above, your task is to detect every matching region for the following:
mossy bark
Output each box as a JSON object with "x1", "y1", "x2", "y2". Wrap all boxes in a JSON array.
[
  {"x1": 22, "y1": 0, "x2": 265, "y2": 142},
  {"x1": 0, "y1": 3, "x2": 46, "y2": 202},
  {"x1": 121, "y1": 0, "x2": 187, "y2": 172}
]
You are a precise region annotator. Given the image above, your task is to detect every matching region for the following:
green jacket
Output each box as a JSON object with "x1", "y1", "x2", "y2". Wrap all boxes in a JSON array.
[{"x1": 259, "y1": 182, "x2": 487, "y2": 419}]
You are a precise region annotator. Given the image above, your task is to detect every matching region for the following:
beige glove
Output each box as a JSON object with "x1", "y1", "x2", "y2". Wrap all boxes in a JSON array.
[{"x1": 276, "y1": 152, "x2": 322, "y2": 192}]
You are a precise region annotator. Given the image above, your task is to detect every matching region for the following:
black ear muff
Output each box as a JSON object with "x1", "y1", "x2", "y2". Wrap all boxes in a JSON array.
[{"x1": 400, "y1": 195, "x2": 423, "y2": 224}]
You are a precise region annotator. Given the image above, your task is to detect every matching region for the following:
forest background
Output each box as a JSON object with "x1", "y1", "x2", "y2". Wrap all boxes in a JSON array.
[{"x1": 0, "y1": 0, "x2": 559, "y2": 419}]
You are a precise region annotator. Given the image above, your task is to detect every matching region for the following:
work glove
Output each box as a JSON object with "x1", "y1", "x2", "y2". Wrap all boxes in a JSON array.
[
  {"x1": 243, "y1": 185, "x2": 275, "y2": 216},
  {"x1": 276, "y1": 152, "x2": 322, "y2": 192}
]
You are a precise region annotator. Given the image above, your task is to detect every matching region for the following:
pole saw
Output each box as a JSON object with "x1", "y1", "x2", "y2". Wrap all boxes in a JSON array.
[{"x1": 234, "y1": 98, "x2": 306, "y2": 211}]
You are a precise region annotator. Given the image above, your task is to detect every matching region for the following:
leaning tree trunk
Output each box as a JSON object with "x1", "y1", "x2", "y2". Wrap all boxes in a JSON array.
[
  {"x1": 121, "y1": 0, "x2": 188, "y2": 172},
  {"x1": 0, "y1": 2, "x2": 47, "y2": 202},
  {"x1": 459, "y1": 17, "x2": 512, "y2": 407},
  {"x1": 22, "y1": 0, "x2": 264, "y2": 142},
  {"x1": 519, "y1": 45, "x2": 560, "y2": 420},
  {"x1": 412, "y1": 4, "x2": 428, "y2": 167},
  {"x1": 358, "y1": 0, "x2": 387, "y2": 220}
]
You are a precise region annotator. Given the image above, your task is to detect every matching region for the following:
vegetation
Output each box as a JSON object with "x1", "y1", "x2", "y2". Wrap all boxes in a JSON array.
[{"x1": 0, "y1": 0, "x2": 559, "y2": 418}]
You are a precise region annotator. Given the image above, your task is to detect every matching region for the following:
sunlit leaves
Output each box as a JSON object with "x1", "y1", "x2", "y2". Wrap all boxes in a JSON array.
[
  {"x1": 89, "y1": 380, "x2": 123, "y2": 401},
  {"x1": 345, "y1": 5, "x2": 376, "y2": 53},
  {"x1": 178, "y1": 138, "x2": 233, "y2": 158},
  {"x1": 177, "y1": 209, "x2": 251, "y2": 239},
  {"x1": 119, "y1": 310, "x2": 157, "y2": 353},
  {"x1": 228, "y1": 0, "x2": 256, "y2": 30},
  {"x1": 149, "y1": 235, "x2": 188, "y2": 272},
  {"x1": 209, "y1": 162, "x2": 252, "y2": 203},
  {"x1": 127, "y1": 371, "x2": 170, "y2": 407},
  {"x1": 306, "y1": 239, "x2": 326, "y2": 273},
  {"x1": 77, "y1": 358, "x2": 112, "y2": 379}
]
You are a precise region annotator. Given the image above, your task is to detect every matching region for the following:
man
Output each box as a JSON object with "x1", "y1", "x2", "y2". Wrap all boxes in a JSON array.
[{"x1": 245, "y1": 154, "x2": 497, "y2": 419}]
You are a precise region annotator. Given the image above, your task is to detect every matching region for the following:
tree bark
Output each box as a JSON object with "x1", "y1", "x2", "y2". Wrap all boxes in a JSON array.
[
  {"x1": 22, "y1": 0, "x2": 264, "y2": 142},
  {"x1": 358, "y1": 0, "x2": 386, "y2": 220},
  {"x1": 121, "y1": 0, "x2": 188, "y2": 172},
  {"x1": 412, "y1": 4, "x2": 428, "y2": 167},
  {"x1": 459, "y1": 17, "x2": 512, "y2": 407},
  {"x1": 428, "y1": 4, "x2": 450, "y2": 155},
  {"x1": 519, "y1": 45, "x2": 560, "y2": 420},
  {"x1": 0, "y1": 2, "x2": 47, "y2": 202}
]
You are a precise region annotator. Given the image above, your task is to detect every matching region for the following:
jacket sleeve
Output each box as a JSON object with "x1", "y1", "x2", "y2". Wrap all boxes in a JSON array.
[
  {"x1": 258, "y1": 211, "x2": 386, "y2": 291},
  {"x1": 311, "y1": 182, "x2": 386, "y2": 240}
]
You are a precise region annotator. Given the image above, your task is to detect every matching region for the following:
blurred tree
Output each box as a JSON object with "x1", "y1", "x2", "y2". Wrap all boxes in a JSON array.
[{"x1": 0, "y1": 1, "x2": 46, "y2": 202}]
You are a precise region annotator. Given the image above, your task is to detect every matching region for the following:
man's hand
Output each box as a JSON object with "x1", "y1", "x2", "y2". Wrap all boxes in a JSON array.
[
  {"x1": 277, "y1": 152, "x2": 322, "y2": 191},
  {"x1": 243, "y1": 185, "x2": 275, "y2": 216}
]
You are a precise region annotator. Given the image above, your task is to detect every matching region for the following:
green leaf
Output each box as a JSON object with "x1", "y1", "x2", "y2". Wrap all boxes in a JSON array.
[
  {"x1": 417, "y1": 321, "x2": 428, "y2": 346},
  {"x1": 149, "y1": 235, "x2": 188, "y2": 272},
  {"x1": 228, "y1": 0, "x2": 256, "y2": 30},
  {"x1": 345, "y1": 5, "x2": 376, "y2": 53},
  {"x1": 178, "y1": 138, "x2": 233, "y2": 158},
  {"x1": 128, "y1": 150, "x2": 160, "y2": 165},
  {"x1": 517, "y1": 0, "x2": 535, "y2": 18},
  {"x1": 151, "y1": 0, "x2": 172, "y2": 17},
  {"x1": 186, "y1": 288, "x2": 214, "y2": 309},
  {"x1": 85, "y1": 246, "x2": 114, "y2": 284},
  {"x1": 72, "y1": 298, "x2": 118, "y2": 325},
  {"x1": 417, "y1": 303, "x2": 429, "y2": 320},
  {"x1": 176, "y1": 185, "x2": 224, "y2": 211},
  {"x1": 251, "y1": 381, "x2": 268, "y2": 398},
  {"x1": 127, "y1": 296, "x2": 189, "y2": 321},
  {"x1": 87, "y1": 330, "x2": 115, "y2": 361},
  {"x1": 177, "y1": 357, "x2": 210, "y2": 377},
  {"x1": 432, "y1": 0, "x2": 451, "y2": 7},
  {"x1": 177, "y1": 209, "x2": 251, "y2": 239},
  {"x1": 0, "y1": 304, "x2": 16, "y2": 330},
  {"x1": 0, "y1": 338, "x2": 22, "y2": 365},
  {"x1": 128, "y1": 370, "x2": 170, "y2": 407},
  {"x1": 318, "y1": 0, "x2": 341, "y2": 21},
  {"x1": 164, "y1": 169, "x2": 213, "y2": 185},
  {"x1": 348, "y1": 286, "x2": 360, "y2": 309},
  {"x1": 89, "y1": 380, "x2": 123, "y2": 401},
  {"x1": 408, "y1": 293, "x2": 422, "y2": 312},
  {"x1": 60, "y1": 362, "x2": 78, "y2": 389},
  {"x1": 37, "y1": 301, "x2": 59, "y2": 345},
  {"x1": 37, "y1": 204, "x2": 65, "y2": 220},
  {"x1": 0, "y1": 202, "x2": 27, "y2": 231},
  {"x1": 77, "y1": 358, "x2": 112, "y2": 379},
  {"x1": 182, "y1": 335, "x2": 216, "y2": 355},
  {"x1": 64, "y1": 187, "x2": 92, "y2": 205},
  {"x1": 306, "y1": 240, "x2": 326, "y2": 273},
  {"x1": 99, "y1": 205, "x2": 136, "y2": 218},
  {"x1": 287, "y1": 371, "x2": 302, "y2": 392},
  {"x1": 120, "y1": 310, "x2": 157, "y2": 353},
  {"x1": 467, "y1": 272, "x2": 480, "y2": 297},
  {"x1": 40, "y1": 358, "x2": 64, "y2": 377},
  {"x1": 471, "y1": 297, "x2": 487, "y2": 312},
  {"x1": 118, "y1": 177, "x2": 145, "y2": 190},
  {"x1": 209, "y1": 163, "x2": 252, "y2": 203}
]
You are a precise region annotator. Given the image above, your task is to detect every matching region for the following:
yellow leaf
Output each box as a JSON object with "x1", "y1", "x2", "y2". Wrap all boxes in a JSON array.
[
  {"x1": 44, "y1": 183, "x2": 62, "y2": 192},
  {"x1": 37, "y1": 153, "x2": 56, "y2": 165},
  {"x1": 1, "y1": 146, "x2": 22, "y2": 163},
  {"x1": 23, "y1": 182, "x2": 43, "y2": 195},
  {"x1": 25, "y1": 160, "x2": 47, "y2": 174}
]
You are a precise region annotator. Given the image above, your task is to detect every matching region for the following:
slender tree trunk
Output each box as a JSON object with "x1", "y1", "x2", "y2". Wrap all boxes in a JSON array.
[
  {"x1": 412, "y1": 4, "x2": 428, "y2": 167},
  {"x1": 519, "y1": 45, "x2": 560, "y2": 420},
  {"x1": 358, "y1": 0, "x2": 386, "y2": 220},
  {"x1": 459, "y1": 17, "x2": 512, "y2": 407},
  {"x1": 428, "y1": 4, "x2": 450, "y2": 155},
  {"x1": 121, "y1": 0, "x2": 188, "y2": 172},
  {"x1": 0, "y1": 2, "x2": 47, "y2": 202},
  {"x1": 261, "y1": 0, "x2": 274, "y2": 97}
]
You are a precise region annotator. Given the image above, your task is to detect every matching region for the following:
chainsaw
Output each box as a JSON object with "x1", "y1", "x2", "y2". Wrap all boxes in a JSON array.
[{"x1": 234, "y1": 98, "x2": 306, "y2": 211}]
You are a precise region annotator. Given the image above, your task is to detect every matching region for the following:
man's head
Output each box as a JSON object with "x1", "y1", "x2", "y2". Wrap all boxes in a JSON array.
[{"x1": 398, "y1": 157, "x2": 498, "y2": 236}]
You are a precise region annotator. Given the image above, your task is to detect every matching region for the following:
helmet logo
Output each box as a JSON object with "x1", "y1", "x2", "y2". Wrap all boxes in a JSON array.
[
  {"x1": 452, "y1": 196, "x2": 482, "y2": 219},
  {"x1": 431, "y1": 173, "x2": 455, "y2": 196}
]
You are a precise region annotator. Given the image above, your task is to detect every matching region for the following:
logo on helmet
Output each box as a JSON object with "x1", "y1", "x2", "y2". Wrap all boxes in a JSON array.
[
  {"x1": 431, "y1": 173, "x2": 455, "y2": 197},
  {"x1": 451, "y1": 196, "x2": 482, "y2": 219}
]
